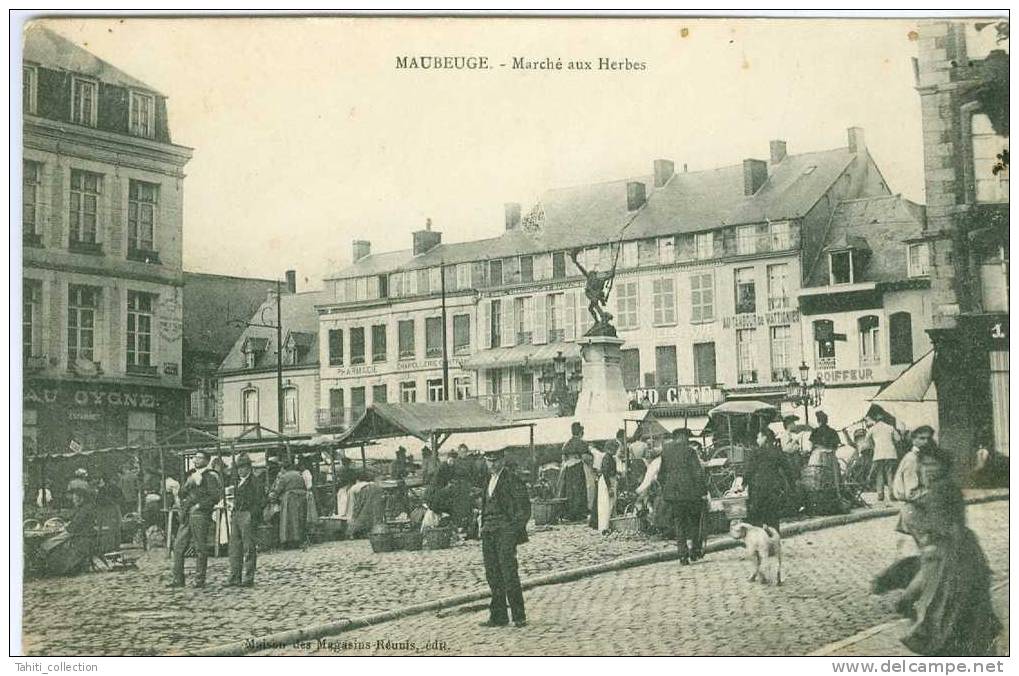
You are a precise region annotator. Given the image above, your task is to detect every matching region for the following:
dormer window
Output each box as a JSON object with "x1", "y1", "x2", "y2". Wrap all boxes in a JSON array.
[
  {"x1": 908, "y1": 243, "x2": 931, "y2": 278},
  {"x1": 71, "y1": 77, "x2": 98, "y2": 127},
  {"x1": 283, "y1": 331, "x2": 314, "y2": 366},
  {"x1": 129, "y1": 91, "x2": 156, "y2": 139},
  {"x1": 830, "y1": 250, "x2": 854, "y2": 285},
  {"x1": 241, "y1": 337, "x2": 268, "y2": 369}
]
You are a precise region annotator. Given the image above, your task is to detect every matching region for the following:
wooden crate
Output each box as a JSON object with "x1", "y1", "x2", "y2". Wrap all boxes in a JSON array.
[{"x1": 531, "y1": 498, "x2": 566, "y2": 526}]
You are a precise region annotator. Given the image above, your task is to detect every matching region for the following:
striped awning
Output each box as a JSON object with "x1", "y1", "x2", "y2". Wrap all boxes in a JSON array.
[{"x1": 461, "y1": 341, "x2": 581, "y2": 370}]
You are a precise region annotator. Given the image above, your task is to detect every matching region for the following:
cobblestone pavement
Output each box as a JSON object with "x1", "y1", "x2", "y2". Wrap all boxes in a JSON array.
[
  {"x1": 21, "y1": 519, "x2": 679, "y2": 655},
  {"x1": 259, "y1": 500, "x2": 1009, "y2": 656}
]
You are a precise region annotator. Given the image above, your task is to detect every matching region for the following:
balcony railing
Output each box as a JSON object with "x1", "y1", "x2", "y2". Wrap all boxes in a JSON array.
[
  {"x1": 737, "y1": 369, "x2": 759, "y2": 384},
  {"x1": 771, "y1": 367, "x2": 793, "y2": 382},
  {"x1": 816, "y1": 356, "x2": 837, "y2": 371},
  {"x1": 317, "y1": 407, "x2": 364, "y2": 430},
  {"x1": 474, "y1": 391, "x2": 554, "y2": 415},
  {"x1": 127, "y1": 363, "x2": 159, "y2": 377}
]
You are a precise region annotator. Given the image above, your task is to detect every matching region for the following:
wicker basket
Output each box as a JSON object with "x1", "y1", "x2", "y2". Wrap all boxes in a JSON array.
[
  {"x1": 609, "y1": 506, "x2": 641, "y2": 535},
  {"x1": 422, "y1": 526, "x2": 454, "y2": 550},
  {"x1": 318, "y1": 517, "x2": 347, "y2": 541},
  {"x1": 721, "y1": 495, "x2": 748, "y2": 520},
  {"x1": 703, "y1": 509, "x2": 730, "y2": 535},
  {"x1": 369, "y1": 531, "x2": 398, "y2": 553},
  {"x1": 531, "y1": 498, "x2": 566, "y2": 526},
  {"x1": 394, "y1": 530, "x2": 423, "y2": 551}
]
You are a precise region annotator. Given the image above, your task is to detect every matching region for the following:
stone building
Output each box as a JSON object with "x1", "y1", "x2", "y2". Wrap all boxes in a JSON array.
[
  {"x1": 22, "y1": 25, "x2": 192, "y2": 453},
  {"x1": 916, "y1": 20, "x2": 1009, "y2": 462}
]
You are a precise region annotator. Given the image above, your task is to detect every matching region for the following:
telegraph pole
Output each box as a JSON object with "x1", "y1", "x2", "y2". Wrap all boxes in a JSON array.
[
  {"x1": 440, "y1": 262, "x2": 450, "y2": 400},
  {"x1": 276, "y1": 278, "x2": 284, "y2": 433}
]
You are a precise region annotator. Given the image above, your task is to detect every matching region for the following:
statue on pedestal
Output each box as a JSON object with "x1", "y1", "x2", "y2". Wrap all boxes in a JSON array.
[{"x1": 570, "y1": 248, "x2": 617, "y2": 337}]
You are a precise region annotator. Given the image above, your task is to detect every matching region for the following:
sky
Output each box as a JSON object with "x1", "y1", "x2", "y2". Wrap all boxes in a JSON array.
[{"x1": 36, "y1": 17, "x2": 928, "y2": 289}]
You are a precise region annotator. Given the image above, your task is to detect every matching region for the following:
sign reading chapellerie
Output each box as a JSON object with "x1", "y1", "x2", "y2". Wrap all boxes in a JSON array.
[
  {"x1": 334, "y1": 358, "x2": 466, "y2": 378},
  {"x1": 628, "y1": 385, "x2": 724, "y2": 407},
  {"x1": 722, "y1": 309, "x2": 800, "y2": 330}
]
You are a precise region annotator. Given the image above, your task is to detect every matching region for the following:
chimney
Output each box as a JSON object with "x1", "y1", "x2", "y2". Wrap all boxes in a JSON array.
[
  {"x1": 413, "y1": 218, "x2": 442, "y2": 255},
  {"x1": 504, "y1": 202, "x2": 521, "y2": 230},
  {"x1": 626, "y1": 181, "x2": 647, "y2": 211},
  {"x1": 743, "y1": 159, "x2": 769, "y2": 195},
  {"x1": 769, "y1": 140, "x2": 787, "y2": 164},
  {"x1": 653, "y1": 159, "x2": 675, "y2": 188},
  {"x1": 847, "y1": 126, "x2": 866, "y2": 154},
  {"x1": 352, "y1": 240, "x2": 372, "y2": 261},
  {"x1": 285, "y1": 270, "x2": 297, "y2": 294}
]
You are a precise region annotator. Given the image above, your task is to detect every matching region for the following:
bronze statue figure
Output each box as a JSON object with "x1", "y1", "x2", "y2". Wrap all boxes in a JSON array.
[{"x1": 570, "y1": 249, "x2": 616, "y2": 335}]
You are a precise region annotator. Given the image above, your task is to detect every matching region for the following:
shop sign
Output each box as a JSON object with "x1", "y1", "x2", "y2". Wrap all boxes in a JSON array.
[
  {"x1": 817, "y1": 368, "x2": 875, "y2": 384},
  {"x1": 24, "y1": 386, "x2": 159, "y2": 409},
  {"x1": 721, "y1": 309, "x2": 800, "y2": 330},
  {"x1": 334, "y1": 364, "x2": 380, "y2": 377},
  {"x1": 628, "y1": 385, "x2": 724, "y2": 407}
]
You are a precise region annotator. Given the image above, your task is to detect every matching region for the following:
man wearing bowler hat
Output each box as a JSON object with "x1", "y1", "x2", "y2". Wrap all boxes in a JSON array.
[
  {"x1": 658, "y1": 427, "x2": 707, "y2": 565},
  {"x1": 479, "y1": 449, "x2": 531, "y2": 628},
  {"x1": 169, "y1": 450, "x2": 222, "y2": 588},
  {"x1": 227, "y1": 453, "x2": 264, "y2": 587}
]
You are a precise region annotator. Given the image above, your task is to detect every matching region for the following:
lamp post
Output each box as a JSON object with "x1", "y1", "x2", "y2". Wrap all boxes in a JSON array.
[
  {"x1": 540, "y1": 351, "x2": 582, "y2": 417},
  {"x1": 786, "y1": 360, "x2": 825, "y2": 421}
]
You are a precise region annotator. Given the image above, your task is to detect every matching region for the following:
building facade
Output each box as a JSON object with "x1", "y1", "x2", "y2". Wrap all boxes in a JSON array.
[
  {"x1": 916, "y1": 21, "x2": 1009, "y2": 463},
  {"x1": 22, "y1": 26, "x2": 192, "y2": 454},
  {"x1": 316, "y1": 128, "x2": 895, "y2": 428}
]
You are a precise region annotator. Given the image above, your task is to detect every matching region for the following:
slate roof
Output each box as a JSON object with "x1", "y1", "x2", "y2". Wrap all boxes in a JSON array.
[
  {"x1": 326, "y1": 145, "x2": 858, "y2": 282},
  {"x1": 183, "y1": 272, "x2": 278, "y2": 361},
  {"x1": 805, "y1": 195, "x2": 927, "y2": 287},
  {"x1": 24, "y1": 24, "x2": 165, "y2": 95},
  {"x1": 220, "y1": 289, "x2": 325, "y2": 372}
]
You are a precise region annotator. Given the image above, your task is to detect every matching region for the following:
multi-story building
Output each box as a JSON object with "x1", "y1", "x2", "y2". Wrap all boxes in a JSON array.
[
  {"x1": 916, "y1": 21, "x2": 1009, "y2": 462},
  {"x1": 218, "y1": 275, "x2": 323, "y2": 439},
  {"x1": 797, "y1": 195, "x2": 934, "y2": 425},
  {"x1": 22, "y1": 26, "x2": 192, "y2": 454},
  {"x1": 317, "y1": 128, "x2": 894, "y2": 428},
  {"x1": 182, "y1": 271, "x2": 277, "y2": 433}
]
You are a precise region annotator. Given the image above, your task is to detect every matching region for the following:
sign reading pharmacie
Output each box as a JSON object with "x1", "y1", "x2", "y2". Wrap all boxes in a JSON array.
[
  {"x1": 332, "y1": 357, "x2": 467, "y2": 378},
  {"x1": 721, "y1": 309, "x2": 800, "y2": 330},
  {"x1": 628, "y1": 385, "x2": 724, "y2": 407}
]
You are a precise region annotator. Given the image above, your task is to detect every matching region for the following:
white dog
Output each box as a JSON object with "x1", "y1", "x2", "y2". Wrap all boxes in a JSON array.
[{"x1": 730, "y1": 521, "x2": 782, "y2": 585}]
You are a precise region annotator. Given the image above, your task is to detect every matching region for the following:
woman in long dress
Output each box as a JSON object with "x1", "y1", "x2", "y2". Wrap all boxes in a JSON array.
[
  {"x1": 876, "y1": 426, "x2": 1001, "y2": 656},
  {"x1": 596, "y1": 441, "x2": 620, "y2": 534},
  {"x1": 40, "y1": 488, "x2": 96, "y2": 576},
  {"x1": 746, "y1": 428, "x2": 795, "y2": 532},
  {"x1": 270, "y1": 462, "x2": 308, "y2": 548},
  {"x1": 94, "y1": 474, "x2": 123, "y2": 553},
  {"x1": 556, "y1": 444, "x2": 590, "y2": 522}
]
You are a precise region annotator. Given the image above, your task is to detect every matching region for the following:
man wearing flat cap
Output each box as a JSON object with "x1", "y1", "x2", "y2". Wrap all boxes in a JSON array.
[
  {"x1": 479, "y1": 449, "x2": 531, "y2": 628},
  {"x1": 227, "y1": 453, "x2": 264, "y2": 587},
  {"x1": 658, "y1": 427, "x2": 707, "y2": 565}
]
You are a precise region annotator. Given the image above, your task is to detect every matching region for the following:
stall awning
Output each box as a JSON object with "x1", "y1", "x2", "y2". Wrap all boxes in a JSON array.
[
  {"x1": 872, "y1": 350, "x2": 936, "y2": 403},
  {"x1": 337, "y1": 401, "x2": 532, "y2": 445},
  {"x1": 461, "y1": 342, "x2": 581, "y2": 370}
]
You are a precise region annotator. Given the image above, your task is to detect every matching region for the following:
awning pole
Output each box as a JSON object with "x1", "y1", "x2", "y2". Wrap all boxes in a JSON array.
[
  {"x1": 360, "y1": 444, "x2": 367, "y2": 470},
  {"x1": 330, "y1": 446, "x2": 339, "y2": 516},
  {"x1": 529, "y1": 424, "x2": 536, "y2": 480}
]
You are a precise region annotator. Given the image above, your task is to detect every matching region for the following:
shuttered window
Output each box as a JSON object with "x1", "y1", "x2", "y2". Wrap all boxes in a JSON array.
[{"x1": 889, "y1": 312, "x2": 913, "y2": 365}]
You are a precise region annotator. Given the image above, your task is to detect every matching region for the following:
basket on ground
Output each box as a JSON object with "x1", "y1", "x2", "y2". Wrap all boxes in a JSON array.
[
  {"x1": 393, "y1": 529, "x2": 423, "y2": 551},
  {"x1": 422, "y1": 526, "x2": 454, "y2": 550},
  {"x1": 531, "y1": 498, "x2": 566, "y2": 526},
  {"x1": 369, "y1": 530, "x2": 398, "y2": 553},
  {"x1": 609, "y1": 506, "x2": 641, "y2": 535}
]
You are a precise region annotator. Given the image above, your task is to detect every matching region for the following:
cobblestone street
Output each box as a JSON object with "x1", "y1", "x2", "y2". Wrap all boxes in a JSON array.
[{"x1": 259, "y1": 500, "x2": 1009, "y2": 657}]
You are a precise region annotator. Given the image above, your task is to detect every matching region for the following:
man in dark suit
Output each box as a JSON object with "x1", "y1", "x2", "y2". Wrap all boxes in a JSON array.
[
  {"x1": 169, "y1": 450, "x2": 223, "y2": 588},
  {"x1": 227, "y1": 453, "x2": 264, "y2": 587},
  {"x1": 658, "y1": 428, "x2": 708, "y2": 565},
  {"x1": 479, "y1": 449, "x2": 531, "y2": 628}
]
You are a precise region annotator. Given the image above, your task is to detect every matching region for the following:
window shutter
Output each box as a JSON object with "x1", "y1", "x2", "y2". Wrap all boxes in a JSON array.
[
  {"x1": 482, "y1": 300, "x2": 492, "y2": 349},
  {"x1": 889, "y1": 312, "x2": 913, "y2": 365},
  {"x1": 565, "y1": 290, "x2": 577, "y2": 341},
  {"x1": 502, "y1": 299, "x2": 515, "y2": 347},
  {"x1": 533, "y1": 293, "x2": 547, "y2": 344}
]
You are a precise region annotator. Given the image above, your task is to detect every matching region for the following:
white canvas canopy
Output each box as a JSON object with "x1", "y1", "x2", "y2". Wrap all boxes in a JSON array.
[{"x1": 869, "y1": 350, "x2": 938, "y2": 430}]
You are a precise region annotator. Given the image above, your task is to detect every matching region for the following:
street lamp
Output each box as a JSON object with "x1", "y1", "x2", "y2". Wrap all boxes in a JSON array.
[
  {"x1": 541, "y1": 351, "x2": 581, "y2": 416},
  {"x1": 786, "y1": 360, "x2": 825, "y2": 420}
]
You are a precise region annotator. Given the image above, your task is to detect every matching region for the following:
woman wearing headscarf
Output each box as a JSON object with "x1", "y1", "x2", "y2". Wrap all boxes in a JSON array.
[
  {"x1": 873, "y1": 426, "x2": 1001, "y2": 656},
  {"x1": 40, "y1": 486, "x2": 97, "y2": 576},
  {"x1": 596, "y1": 441, "x2": 620, "y2": 534},
  {"x1": 555, "y1": 422, "x2": 590, "y2": 522},
  {"x1": 269, "y1": 459, "x2": 308, "y2": 548}
]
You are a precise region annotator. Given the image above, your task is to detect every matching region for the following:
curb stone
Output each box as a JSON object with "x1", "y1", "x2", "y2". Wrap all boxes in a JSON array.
[{"x1": 191, "y1": 489, "x2": 1008, "y2": 656}]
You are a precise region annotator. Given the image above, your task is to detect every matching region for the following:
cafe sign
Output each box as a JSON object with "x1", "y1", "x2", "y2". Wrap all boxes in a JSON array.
[
  {"x1": 722, "y1": 309, "x2": 800, "y2": 330},
  {"x1": 628, "y1": 385, "x2": 724, "y2": 407}
]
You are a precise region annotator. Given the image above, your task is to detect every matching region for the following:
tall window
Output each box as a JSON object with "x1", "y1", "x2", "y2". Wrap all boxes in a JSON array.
[
  {"x1": 767, "y1": 263, "x2": 789, "y2": 310},
  {"x1": 658, "y1": 237, "x2": 676, "y2": 264},
  {"x1": 514, "y1": 297, "x2": 533, "y2": 344},
  {"x1": 552, "y1": 252, "x2": 566, "y2": 279},
  {"x1": 350, "y1": 327, "x2": 366, "y2": 364},
  {"x1": 23, "y1": 65, "x2": 37, "y2": 114},
  {"x1": 652, "y1": 278, "x2": 676, "y2": 325},
  {"x1": 858, "y1": 315, "x2": 881, "y2": 365},
  {"x1": 129, "y1": 91, "x2": 155, "y2": 138},
  {"x1": 427, "y1": 378, "x2": 445, "y2": 402},
  {"x1": 814, "y1": 319, "x2": 836, "y2": 365},
  {"x1": 453, "y1": 314, "x2": 471, "y2": 355},
  {"x1": 829, "y1": 251, "x2": 854, "y2": 284},
  {"x1": 621, "y1": 349, "x2": 641, "y2": 390},
  {"x1": 908, "y1": 243, "x2": 930, "y2": 278},
  {"x1": 425, "y1": 317, "x2": 443, "y2": 358},
  {"x1": 615, "y1": 281, "x2": 639, "y2": 330},
  {"x1": 769, "y1": 325, "x2": 791, "y2": 381},
  {"x1": 655, "y1": 345, "x2": 679, "y2": 387},
  {"x1": 453, "y1": 375, "x2": 473, "y2": 401},
  {"x1": 734, "y1": 267, "x2": 756, "y2": 314},
  {"x1": 23, "y1": 160, "x2": 41, "y2": 238},
  {"x1": 771, "y1": 221, "x2": 792, "y2": 250},
  {"x1": 693, "y1": 342, "x2": 716, "y2": 385},
  {"x1": 736, "y1": 329, "x2": 757, "y2": 383},
  {"x1": 128, "y1": 180, "x2": 158, "y2": 253},
  {"x1": 372, "y1": 384, "x2": 388, "y2": 404},
  {"x1": 737, "y1": 225, "x2": 756, "y2": 255},
  {"x1": 889, "y1": 312, "x2": 914, "y2": 365},
  {"x1": 328, "y1": 388, "x2": 344, "y2": 421},
  {"x1": 328, "y1": 328, "x2": 344, "y2": 366},
  {"x1": 371, "y1": 324, "x2": 387, "y2": 362},
  {"x1": 490, "y1": 299, "x2": 502, "y2": 348},
  {"x1": 283, "y1": 387, "x2": 298, "y2": 427},
  {"x1": 400, "y1": 381, "x2": 417, "y2": 403},
  {"x1": 971, "y1": 113, "x2": 1009, "y2": 203},
  {"x1": 71, "y1": 77, "x2": 98, "y2": 127},
  {"x1": 622, "y1": 241, "x2": 639, "y2": 268},
  {"x1": 455, "y1": 263, "x2": 471, "y2": 290},
  {"x1": 242, "y1": 389, "x2": 259, "y2": 424},
  {"x1": 519, "y1": 255, "x2": 534, "y2": 283},
  {"x1": 398, "y1": 319, "x2": 415, "y2": 359},
  {"x1": 695, "y1": 232, "x2": 713, "y2": 260},
  {"x1": 690, "y1": 272, "x2": 715, "y2": 323},
  {"x1": 67, "y1": 285, "x2": 98, "y2": 363},
  {"x1": 126, "y1": 291, "x2": 154, "y2": 370},
  {"x1": 23, "y1": 280, "x2": 41, "y2": 358},
  {"x1": 351, "y1": 387, "x2": 366, "y2": 418},
  {"x1": 546, "y1": 294, "x2": 565, "y2": 342},
  {"x1": 69, "y1": 170, "x2": 102, "y2": 246},
  {"x1": 489, "y1": 259, "x2": 503, "y2": 286}
]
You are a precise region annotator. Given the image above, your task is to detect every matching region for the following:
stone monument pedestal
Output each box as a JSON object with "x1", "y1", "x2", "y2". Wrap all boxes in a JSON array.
[{"x1": 573, "y1": 335, "x2": 629, "y2": 416}]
